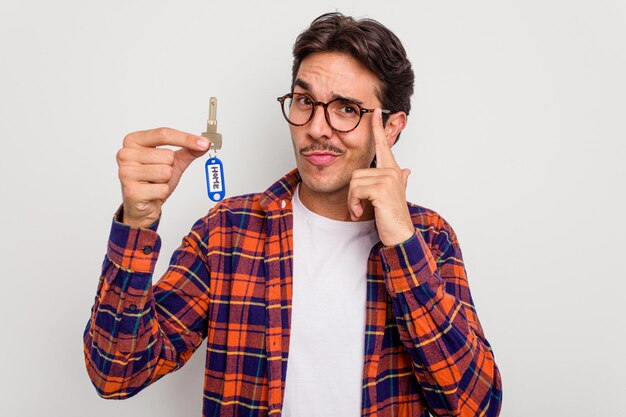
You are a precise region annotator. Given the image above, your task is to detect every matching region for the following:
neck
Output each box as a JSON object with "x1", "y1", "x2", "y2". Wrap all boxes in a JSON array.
[{"x1": 297, "y1": 182, "x2": 374, "y2": 222}]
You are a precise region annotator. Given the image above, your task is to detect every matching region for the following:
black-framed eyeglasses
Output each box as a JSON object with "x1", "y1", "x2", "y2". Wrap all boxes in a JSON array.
[{"x1": 277, "y1": 92, "x2": 391, "y2": 133}]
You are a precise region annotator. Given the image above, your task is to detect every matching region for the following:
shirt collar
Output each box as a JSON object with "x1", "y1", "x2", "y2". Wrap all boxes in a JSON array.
[{"x1": 259, "y1": 168, "x2": 301, "y2": 212}]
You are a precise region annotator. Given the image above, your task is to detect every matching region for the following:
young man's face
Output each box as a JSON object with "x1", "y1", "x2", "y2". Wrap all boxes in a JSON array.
[{"x1": 289, "y1": 51, "x2": 384, "y2": 200}]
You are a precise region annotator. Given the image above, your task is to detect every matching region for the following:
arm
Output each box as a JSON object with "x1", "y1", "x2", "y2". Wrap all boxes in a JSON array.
[
  {"x1": 83, "y1": 212, "x2": 211, "y2": 399},
  {"x1": 83, "y1": 127, "x2": 212, "y2": 398},
  {"x1": 379, "y1": 215, "x2": 502, "y2": 416},
  {"x1": 349, "y1": 110, "x2": 501, "y2": 415}
]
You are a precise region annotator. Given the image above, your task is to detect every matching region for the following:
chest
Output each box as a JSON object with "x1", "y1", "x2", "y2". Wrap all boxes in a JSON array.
[{"x1": 201, "y1": 209, "x2": 416, "y2": 415}]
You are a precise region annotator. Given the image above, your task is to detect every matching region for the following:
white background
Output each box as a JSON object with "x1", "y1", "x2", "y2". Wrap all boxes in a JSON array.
[{"x1": 1, "y1": 1, "x2": 625, "y2": 416}]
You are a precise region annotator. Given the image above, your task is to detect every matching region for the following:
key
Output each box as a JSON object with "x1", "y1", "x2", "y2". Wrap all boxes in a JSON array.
[
  {"x1": 201, "y1": 97, "x2": 222, "y2": 150},
  {"x1": 201, "y1": 96, "x2": 226, "y2": 201}
]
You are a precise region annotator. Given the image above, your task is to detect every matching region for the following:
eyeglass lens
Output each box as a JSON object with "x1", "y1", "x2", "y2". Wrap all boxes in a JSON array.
[{"x1": 283, "y1": 94, "x2": 363, "y2": 132}]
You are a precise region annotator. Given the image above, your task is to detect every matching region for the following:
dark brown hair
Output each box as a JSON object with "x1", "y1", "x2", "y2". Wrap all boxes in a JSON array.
[{"x1": 292, "y1": 12, "x2": 414, "y2": 117}]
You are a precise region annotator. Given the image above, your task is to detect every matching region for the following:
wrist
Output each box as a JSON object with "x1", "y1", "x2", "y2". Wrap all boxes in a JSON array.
[
  {"x1": 382, "y1": 225, "x2": 415, "y2": 247},
  {"x1": 119, "y1": 206, "x2": 160, "y2": 229}
]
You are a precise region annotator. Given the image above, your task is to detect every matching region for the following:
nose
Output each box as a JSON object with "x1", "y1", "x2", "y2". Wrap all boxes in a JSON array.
[{"x1": 306, "y1": 104, "x2": 333, "y2": 140}]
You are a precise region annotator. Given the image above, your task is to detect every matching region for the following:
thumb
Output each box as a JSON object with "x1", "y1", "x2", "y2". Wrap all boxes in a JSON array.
[
  {"x1": 350, "y1": 199, "x2": 364, "y2": 221},
  {"x1": 167, "y1": 145, "x2": 210, "y2": 191},
  {"x1": 173, "y1": 144, "x2": 210, "y2": 173},
  {"x1": 402, "y1": 168, "x2": 411, "y2": 187}
]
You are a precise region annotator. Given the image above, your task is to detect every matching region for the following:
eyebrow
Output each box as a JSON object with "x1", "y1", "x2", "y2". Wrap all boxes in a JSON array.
[{"x1": 293, "y1": 78, "x2": 364, "y2": 106}]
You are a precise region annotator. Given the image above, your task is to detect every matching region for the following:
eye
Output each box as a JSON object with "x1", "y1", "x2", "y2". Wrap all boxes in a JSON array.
[
  {"x1": 295, "y1": 94, "x2": 313, "y2": 106},
  {"x1": 335, "y1": 100, "x2": 360, "y2": 115},
  {"x1": 341, "y1": 105, "x2": 358, "y2": 114}
]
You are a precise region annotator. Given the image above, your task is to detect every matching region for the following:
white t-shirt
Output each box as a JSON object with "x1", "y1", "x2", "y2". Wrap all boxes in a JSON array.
[{"x1": 282, "y1": 185, "x2": 380, "y2": 417}]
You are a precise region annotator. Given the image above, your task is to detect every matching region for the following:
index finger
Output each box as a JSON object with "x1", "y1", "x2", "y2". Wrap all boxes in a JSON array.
[
  {"x1": 124, "y1": 127, "x2": 210, "y2": 152},
  {"x1": 372, "y1": 109, "x2": 397, "y2": 168}
]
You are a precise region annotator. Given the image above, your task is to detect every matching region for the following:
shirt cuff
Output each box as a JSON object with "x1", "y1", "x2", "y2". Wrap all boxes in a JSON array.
[
  {"x1": 106, "y1": 206, "x2": 161, "y2": 273},
  {"x1": 379, "y1": 232, "x2": 438, "y2": 294}
]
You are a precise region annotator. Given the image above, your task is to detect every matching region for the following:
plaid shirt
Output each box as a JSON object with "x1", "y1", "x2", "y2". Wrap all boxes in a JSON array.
[{"x1": 84, "y1": 169, "x2": 502, "y2": 417}]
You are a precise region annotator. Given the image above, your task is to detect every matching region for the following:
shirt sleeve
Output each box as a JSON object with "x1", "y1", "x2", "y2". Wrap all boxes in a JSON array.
[
  {"x1": 379, "y1": 216, "x2": 502, "y2": 417},
  {"x1": 83, "y1": 210, "x2": 211, "y2": 399}
]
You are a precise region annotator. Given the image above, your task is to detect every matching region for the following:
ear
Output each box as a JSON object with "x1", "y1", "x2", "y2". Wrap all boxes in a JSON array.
[{"x1": 384, "y1": 112, "x2": 407, "y2": 146}]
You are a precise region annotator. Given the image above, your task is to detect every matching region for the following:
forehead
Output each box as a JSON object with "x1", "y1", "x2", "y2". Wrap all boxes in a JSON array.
[{"x1": 294, "y1": 52, "x2": 381, "y2": 105}]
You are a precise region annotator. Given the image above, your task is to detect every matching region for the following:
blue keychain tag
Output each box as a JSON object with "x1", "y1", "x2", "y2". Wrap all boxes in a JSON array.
[{"x1": 205, "y1": 157, "x2": 226, "y2": 202}]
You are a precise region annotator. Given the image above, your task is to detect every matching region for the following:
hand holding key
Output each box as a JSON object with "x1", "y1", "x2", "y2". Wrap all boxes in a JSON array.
[{"x1": 116, "y1": 128, "x2": 210, "y2": 228}]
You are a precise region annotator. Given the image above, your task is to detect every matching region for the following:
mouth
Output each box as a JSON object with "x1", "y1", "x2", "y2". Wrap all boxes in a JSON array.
[
  {"x1": 301, "y1": 151, "x2": 341, "y2": 166},
  {"x1": 300, "y1": 143, "x2": 344, "y2": 167}
]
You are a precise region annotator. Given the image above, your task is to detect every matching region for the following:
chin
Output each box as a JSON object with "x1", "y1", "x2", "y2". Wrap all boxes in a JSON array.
[{"x1": 299, "y1": 169, "x2": 349, "y2": 195}]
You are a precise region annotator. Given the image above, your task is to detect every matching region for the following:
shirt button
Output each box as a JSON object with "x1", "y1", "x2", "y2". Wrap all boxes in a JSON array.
[
  {"x1": 383, "y1": 263, "x2": 391, "y2": 272},
  {"x1": 142, "y1": 246, "x2": 153, "y2": 255},
  {"x1": 281, "y1": 200, "x2": 287, "y2": 209},
  {"x1": 129, "y1": 304, "x2": 137, "y2": 311}
]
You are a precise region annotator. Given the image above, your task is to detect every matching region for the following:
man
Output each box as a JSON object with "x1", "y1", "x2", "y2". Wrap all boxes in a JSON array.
[{"x1": 84, "y1": 12, "x2": 502, "y2": 417}]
